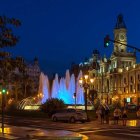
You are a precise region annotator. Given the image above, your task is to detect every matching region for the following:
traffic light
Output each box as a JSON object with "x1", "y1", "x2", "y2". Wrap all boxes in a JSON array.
[
  {"x1": 2, "y1": 88, "x2": 6, "y2": 94},
  {"x1": 104, "y1": 35, "x2": 110, "y2": 47}
]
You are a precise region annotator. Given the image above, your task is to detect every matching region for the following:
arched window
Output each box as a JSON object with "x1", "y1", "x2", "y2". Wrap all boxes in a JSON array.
[
  {"x1": 130, "y1": 76, "x2": 133, "y2": 82},
  {"x1": 124, "y1": 77, "x2": 126, "y2": 83},
  {"x1": 138, "y1": 74, "x2": 140, "y2": 80}
]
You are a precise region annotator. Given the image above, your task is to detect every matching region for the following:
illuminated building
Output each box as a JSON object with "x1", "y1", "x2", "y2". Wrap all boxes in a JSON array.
[{"x1": 78, "y1": 14, "x2": 140, "y2": 106}]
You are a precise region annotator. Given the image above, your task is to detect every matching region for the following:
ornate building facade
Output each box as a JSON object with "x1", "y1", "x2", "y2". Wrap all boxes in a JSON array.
[
  {"x1": 25, "y1": 57, "x2": 40, "y2": 80},
  {"x1": 9, "y1": 57, "x2": 41, "y2": 99},
  {"x1": 76, "y1": 14, "x2": 140, "y2": 106}
]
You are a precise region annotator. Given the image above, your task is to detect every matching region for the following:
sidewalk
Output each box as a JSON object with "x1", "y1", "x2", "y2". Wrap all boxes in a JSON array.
[
  {"x1": 0, "y1": 124, "x2": 88, "y2": 140},
  {"x1": 90, "y1": 119, "x2": 140, "y2": 128}
]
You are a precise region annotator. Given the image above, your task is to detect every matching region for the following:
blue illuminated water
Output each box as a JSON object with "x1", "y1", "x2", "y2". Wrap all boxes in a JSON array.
[
  {"x1": 39, "y1": 70, "x2": 84, "y2": 105},
  {"x1": 38, "y1": 73, "x2": 50, "y2": 104}
]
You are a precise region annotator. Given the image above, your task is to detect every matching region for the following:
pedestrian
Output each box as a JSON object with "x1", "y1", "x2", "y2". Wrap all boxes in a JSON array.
[
  {"x1": 136, "y1": 108, "x2": 140, "y2": 119},
  {"x1": 100, "y1": 105, "x2": 105, "y2": 124},
  {"x1": 104, "y1": 104, "x2": 110, "y2": 124},
  {"x1": 96, "y1": 106, "x2": 101, "y2": 121},
  {"x1": 114, "y1": 107, "x2": 121, "y2": 124},
  {"x1": 122, "y1": 109, "x2": 127, "y2": 126}
]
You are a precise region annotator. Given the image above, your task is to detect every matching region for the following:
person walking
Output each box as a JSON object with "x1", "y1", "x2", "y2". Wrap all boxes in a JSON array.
[
  {"x1": 104, "y1": 104, "x2": 110, "y2": 124},
  {"x1": 100, "y1": 105, "x2": 105, "y2": 124},
  {"x1": 122, "y1": 109, "x2": 127, "y2": 126},
  {"x1": 97, "y1": 105, "x2": 105, "y2": 124},
  {"x1": 96, "y1": 106, "x2": 101, "y2": 121},
  {"x1": 114, "y1": 107, "x2": 121, "y2": 124}
]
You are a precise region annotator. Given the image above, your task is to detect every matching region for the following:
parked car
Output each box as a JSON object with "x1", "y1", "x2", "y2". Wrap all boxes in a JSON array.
[{"x1": 52, "y1": 108, "x2": 88, "y2": 123}]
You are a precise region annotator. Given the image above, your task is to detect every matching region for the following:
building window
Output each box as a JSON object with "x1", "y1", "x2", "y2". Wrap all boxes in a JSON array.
[
  {"x1": 138, "y1": 74, "x2": 140, "y2": 80},
  {"x1": 114, "y1": 62, "x2": 117, "y2": 68},
  {"x1": 122, "y1": 61, "x2": 124, "y2": 68},
  {"x1": 124, "y1": 87, "x2": 126, "y2": 92},
  {"x1": 137, "y1": 84, "x2": 140, "y2": 91},
  {"x1": 130, "y1": 85, "x2": 133, "y2": 92},
  {"x1": 130, "y1": 76, "x2": 133, "y2": 83},
  {"x1": 124, "y1": 78, "x2": 126, "y2": 83}
]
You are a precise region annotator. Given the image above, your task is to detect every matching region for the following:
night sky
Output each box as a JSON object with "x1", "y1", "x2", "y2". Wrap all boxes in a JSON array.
[{"x1": 1, "y1": 0, "x2": 140, "y2": 77}]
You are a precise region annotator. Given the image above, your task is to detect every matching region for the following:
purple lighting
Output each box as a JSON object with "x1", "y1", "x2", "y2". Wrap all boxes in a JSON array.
[{"x1": 38, "y1": 70, "x2": 84, "y2": 104}]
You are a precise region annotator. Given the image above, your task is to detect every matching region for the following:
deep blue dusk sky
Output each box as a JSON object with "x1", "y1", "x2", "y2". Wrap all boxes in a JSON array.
[{"x1": 1, "y1": 0, "x2": 140, "y2": 76}]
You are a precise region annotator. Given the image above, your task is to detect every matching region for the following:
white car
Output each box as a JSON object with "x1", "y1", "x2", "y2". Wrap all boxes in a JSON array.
[{"x1": 52, "y1": 108, "x2": 87, "y2": 123}]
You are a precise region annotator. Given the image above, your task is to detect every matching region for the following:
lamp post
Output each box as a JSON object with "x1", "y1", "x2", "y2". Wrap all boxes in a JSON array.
[
  {"x1": 73, "y1": 92, "x2": 76, "y2": 108},
  {"x1": 79, "y1": 74, "x2": 94, "y2": 112},
  {"x1": 1, "y1": 87, "x2": 7, "y2": 135}
]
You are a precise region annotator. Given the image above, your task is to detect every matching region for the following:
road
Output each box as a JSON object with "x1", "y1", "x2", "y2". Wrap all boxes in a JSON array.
[
  {"x1": 79, "y1": 127, "x2": 140, "y2": 140},
  {"x1": 1, "y1": 116, "x2": 140, "y2": 140}
]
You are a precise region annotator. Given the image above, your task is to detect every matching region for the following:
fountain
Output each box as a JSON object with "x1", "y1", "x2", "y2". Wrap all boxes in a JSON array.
[
  {"x1": 39, "y1": 70, "x2": 85, "y2": 105},
  {"x1": 38, "y1": 73, "x2": 50, "y2": 104},
  {"x1": 17, "y1": 97, "x2": 40, "y2": 110},
  {"x1": 18, "y1": 70, "x2": 85, "y2": 110}
]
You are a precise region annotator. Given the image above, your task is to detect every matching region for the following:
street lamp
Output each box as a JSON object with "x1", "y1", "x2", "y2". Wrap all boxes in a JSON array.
[{"x1": 79, "y1": 75, "x2": 94, "y2": 112}]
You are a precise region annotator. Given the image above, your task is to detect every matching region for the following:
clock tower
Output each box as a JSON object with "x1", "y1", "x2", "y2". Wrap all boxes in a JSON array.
[
  {"x1": 110, "y1": 14, "x2": 136, "y2": 69},
  {"x1": 114, "y1": 14, "x2": 127, "y2": 53}
]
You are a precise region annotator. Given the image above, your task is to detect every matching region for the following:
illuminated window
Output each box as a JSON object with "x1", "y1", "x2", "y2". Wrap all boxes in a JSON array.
[
  {"x1": 114, "y1": 62, "x2": 116, "y2": 68},
  {"x1": 127, "y1": 98, "x2": 130, "y2": 103}
]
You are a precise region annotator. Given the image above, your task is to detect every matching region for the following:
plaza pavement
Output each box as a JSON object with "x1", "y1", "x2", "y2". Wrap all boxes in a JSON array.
[
  {"x1": 0, "y1": 119, "x2": 140, "y2": 140},
  {"x1": 0, "y1": 124, "x2": 88, "y2": 140}
]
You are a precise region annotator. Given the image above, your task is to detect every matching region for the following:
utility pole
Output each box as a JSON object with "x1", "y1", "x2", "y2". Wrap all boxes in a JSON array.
[
  {"x1": 74, "y1": 92, "x2": 76, "y2": 109},
  {"x1": 1, "y1": 87, "x2": 6, "y2": 135},
  {"x1": 101, "y1": 72, "x2": 103, "y2": 101},
  {"x1": 1, "y1": 92, "x2": 4, "y2": 135}
]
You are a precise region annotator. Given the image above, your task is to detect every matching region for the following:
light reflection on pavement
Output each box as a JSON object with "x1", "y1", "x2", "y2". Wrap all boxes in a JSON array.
[
  {"x1": 1, "y1": 118, "x2": 140, "y2": 139},
  {"x1": 0, "y1": 125, "x2": 88, "y2": 140},
  {"x1": 108, "y1": 119, "x2": 140, "y2": 127},
  {"x1": 127, "y1": 120, "x2": 140, "y2": 127}
]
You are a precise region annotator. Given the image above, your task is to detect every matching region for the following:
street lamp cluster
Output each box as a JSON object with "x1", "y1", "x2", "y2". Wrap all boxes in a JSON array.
[
  {"x1": 79, "y1": 74, "x2": 94, "y2": 112},
  {"x1": 37, "y1": 93, "x2": 44, "y2": 99},
  {"x1": 0, "y1": 90, "x2": 9, "y2": 95}
]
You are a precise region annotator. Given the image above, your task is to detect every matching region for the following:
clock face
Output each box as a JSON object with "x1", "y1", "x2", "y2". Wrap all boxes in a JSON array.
[{"x1": 119, "y1": 34, "x2": 125, "y2": 41}]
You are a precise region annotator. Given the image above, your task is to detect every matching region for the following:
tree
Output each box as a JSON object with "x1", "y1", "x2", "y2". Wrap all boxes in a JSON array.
[
  {"x1": 22, "y1": 74, "x2": 34, "y2": 98},
  {"x1": 0, "y1": 16, "x2": 21, "y2": 87},
  {"x1": 0, "y1": 16, "x2": 21, "y2": 106},
  {"x1": 40, "y1": 98, "x2": 67, "y2": 117}
]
